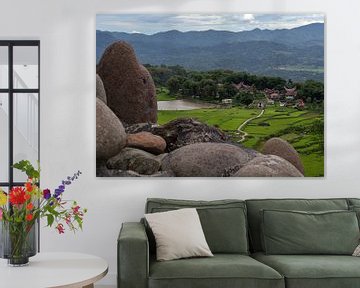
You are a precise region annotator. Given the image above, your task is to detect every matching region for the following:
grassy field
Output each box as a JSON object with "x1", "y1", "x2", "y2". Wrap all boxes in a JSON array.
[
  {"x1": 156, "y1": 87, "x2": 176, "y2": 101},
  {"x1": 158, "y1": 105, "x2": 324, "y2": 177}
]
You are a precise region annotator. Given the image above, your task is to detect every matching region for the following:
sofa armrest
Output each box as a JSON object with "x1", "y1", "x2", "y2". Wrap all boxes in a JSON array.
[{"x1": 118, "y1": 222, "x2": 149, "y2": 288}]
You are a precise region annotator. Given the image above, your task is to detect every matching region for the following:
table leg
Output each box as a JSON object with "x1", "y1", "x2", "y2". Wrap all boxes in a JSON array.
[{"x1": 82, "y1": 284, "x2": 94, "y2": 288}]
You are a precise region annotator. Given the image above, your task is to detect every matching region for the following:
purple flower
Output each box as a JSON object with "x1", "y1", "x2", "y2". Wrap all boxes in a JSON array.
[
  {"x1": 43, "y1": 189, "x2": 51, "y2": 200},
  {"x1": 54, "y1": 189, "x2": 63, "y2": 198},
  {"x1": 54, "y1": 170, "x2": 82, "y2": 199}
]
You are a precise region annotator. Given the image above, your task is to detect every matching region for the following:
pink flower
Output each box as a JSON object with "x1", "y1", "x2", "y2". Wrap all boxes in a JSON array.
[
  {"x1": 0, "y1": 208, "x2": 3, "y2": 220},
  {"x1": 56, "y1": 223, "x2": 65, "y2": 234},
  {"x1": 72, "y1": 205, "x2": 80, "y2": 215}
]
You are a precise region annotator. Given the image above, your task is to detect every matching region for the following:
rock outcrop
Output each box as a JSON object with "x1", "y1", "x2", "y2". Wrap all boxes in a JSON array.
[
  {"x1": 262, "y1": 137, "x2": 304, "y2": 175},
  {"x1": 161, "y1": 142, "x2": 255, "y2": 177},
  {"x1": 96, "y1": 74, "x2": 107, "y2": 104},
  {"x1": 96, "y1": 98, "x2": 126, "y2": 161},
  {"x1": 152, "y1": 118, "x2": 228, "y2": 152},
  {"x1": 125, "y1": 122, "x2": 153, "y2": 134},
  {"x1": 107, "y1": 148, "x2": 163, "y2": 175},
  {"x1": 127, "y1": 132, "x2": 166, "y2": 155},
  {"x1": 96, "y1": 167, "x2": 141, "y2": 177},
  {"x1": 97, "y1": 41, "x2": 157, "y2": 124},
  {"x1": 234, "y1": 154, "x2": 304, "y2": 177}
]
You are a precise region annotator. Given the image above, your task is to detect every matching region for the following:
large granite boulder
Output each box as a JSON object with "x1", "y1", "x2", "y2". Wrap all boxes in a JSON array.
[
  {"x1": 107, "y1": 148, "x2": 163, "y2": 175},
  {"x1": 127, "y1": 132, "x2": 166, "y2": 155},
  {"x1": 234, "y1": 154, "x2": 304, "y2": 177},
  {"x1": 262, "y1": 137, "x2": 304, "y2": 175},
  {"x1": 97, "y1": 41, "x2": 157, "y2": 124},
  {"x1": 96, "y1": 74, "x2": 107, "y2": 104},
  {"x1": 152, "y1": 118, "x2": 228, "y2": 152},
  {"x1": 161, "y1": 142, "x2": 255, "y2": 177},
  {"x1": 96, "y1": 98, "x2": 126, "y2": 161}
]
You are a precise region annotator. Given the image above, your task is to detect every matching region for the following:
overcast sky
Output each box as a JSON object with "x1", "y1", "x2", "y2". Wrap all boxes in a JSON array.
[{"x1": 96, "y1": 14, "x2": 324, "y2": 34}]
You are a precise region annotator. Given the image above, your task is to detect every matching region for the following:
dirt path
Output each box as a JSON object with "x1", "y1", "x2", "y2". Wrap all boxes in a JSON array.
[{"x1": 237, "y1": 109, "x2": 265, "y2": 142}]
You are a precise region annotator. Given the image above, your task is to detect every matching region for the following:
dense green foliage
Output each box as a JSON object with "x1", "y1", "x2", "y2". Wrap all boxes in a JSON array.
[
  {"x1": 148, "y1": 64, "x2": 324, "y2": 105},
  {"x1": 296, "y1": 80, "x2": 324, "y2": 103},
  {"x1": 156, "y1": 87, "x2": 176, "y2": 101}
]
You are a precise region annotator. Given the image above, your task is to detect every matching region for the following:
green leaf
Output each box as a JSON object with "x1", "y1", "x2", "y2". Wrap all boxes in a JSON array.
[
  {"x1": 47, "y1": 214, "x2": 54, "y2": 227},
  {"x1": 12, "y1": 160, "x2": 40, "y2": 180}
]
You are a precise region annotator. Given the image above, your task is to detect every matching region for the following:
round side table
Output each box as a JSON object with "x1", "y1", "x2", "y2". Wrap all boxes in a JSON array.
[{"x1": 0, "y1": 252, "x2": 108, "y2": 288}]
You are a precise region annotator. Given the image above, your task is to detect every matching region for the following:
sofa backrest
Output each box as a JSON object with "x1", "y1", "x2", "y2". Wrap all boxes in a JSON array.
[
  {"x1": 145, "y1": 198, "x2": 249, "y2": 255},
  {"x1": 245, "y1": 198, "x2": 350, "y2": 252}
]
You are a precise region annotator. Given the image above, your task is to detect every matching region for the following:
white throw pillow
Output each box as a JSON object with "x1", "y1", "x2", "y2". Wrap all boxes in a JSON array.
[
  {"x1": 353, "y1": 244, "x2": 360, "y2": 256},
  {"x1": 145, "y1": 208, "x2": 213, "y2": 261}
]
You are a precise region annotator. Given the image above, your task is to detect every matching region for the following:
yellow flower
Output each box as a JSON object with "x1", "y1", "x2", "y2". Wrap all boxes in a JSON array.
[{"x1": 0, "y1": 190, "x2": 7, "y2": 206}]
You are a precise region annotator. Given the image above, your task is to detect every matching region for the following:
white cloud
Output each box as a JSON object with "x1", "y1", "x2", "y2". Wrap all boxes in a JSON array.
[
  {"x1": 173, "y1": 14, "x2": 224, "y2": 26},
  {"x1": 243, "y1": 14, "x2": 255, "y2": 22},
  {"x1": 96, "y1": 13, "x2": 324, "y2": 34}
]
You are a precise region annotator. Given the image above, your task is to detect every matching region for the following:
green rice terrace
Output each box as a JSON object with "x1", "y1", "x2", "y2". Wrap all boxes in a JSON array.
[{"x1": 157, "y1": 104, "x2": 324, "y2": 177}]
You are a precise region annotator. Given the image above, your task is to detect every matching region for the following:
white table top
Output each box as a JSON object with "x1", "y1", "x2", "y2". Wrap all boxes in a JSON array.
[{"x1": 0, "y1": 252, "x2": 108, "y2": 288}]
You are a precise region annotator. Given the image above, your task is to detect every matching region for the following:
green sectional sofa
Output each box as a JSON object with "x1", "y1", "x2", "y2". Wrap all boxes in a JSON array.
[{"x1": 118, "y1": 198, "x2": 360, "y2": 288}]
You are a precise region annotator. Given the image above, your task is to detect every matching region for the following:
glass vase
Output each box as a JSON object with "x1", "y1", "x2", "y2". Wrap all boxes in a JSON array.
[{"x1": 0, "y1": 220, "x2": 37, "y2": 266}]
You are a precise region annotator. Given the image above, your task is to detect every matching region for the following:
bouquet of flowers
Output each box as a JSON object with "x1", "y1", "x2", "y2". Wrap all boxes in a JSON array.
[{"x1": 0, "y1": 160, "x2": 87, "y2": 265}]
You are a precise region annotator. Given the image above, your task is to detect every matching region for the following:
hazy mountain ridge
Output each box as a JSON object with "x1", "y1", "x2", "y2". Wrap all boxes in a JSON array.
[{"x1": 96, "y1": 23, "x2": 324, "y2": 82}]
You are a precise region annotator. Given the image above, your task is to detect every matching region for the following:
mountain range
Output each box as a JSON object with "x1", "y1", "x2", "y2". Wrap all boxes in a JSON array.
[{"x1": 96, "y1": 23, "x2": 324, "y2": 82}]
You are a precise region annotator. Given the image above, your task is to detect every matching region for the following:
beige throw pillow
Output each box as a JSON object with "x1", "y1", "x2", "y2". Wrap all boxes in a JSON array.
[
  {"x1": 145, "y1": 208, "x2": 213, "y2": 261},
  {"x1": 353, "y1": 244, "x2": 360, "y2": 256}
]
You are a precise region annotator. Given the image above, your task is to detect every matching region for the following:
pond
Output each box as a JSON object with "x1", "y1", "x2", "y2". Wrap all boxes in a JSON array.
[{"x1": 157, "y1": 100, "x2": 216, "y2": 111}]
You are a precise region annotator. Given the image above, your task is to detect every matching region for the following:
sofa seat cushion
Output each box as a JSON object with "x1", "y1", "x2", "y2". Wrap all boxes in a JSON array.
[
  {"x1": 149, "y1": 254, "x2": 284, "y2": 288},
  {"x1": 252, "y1": 252, "x2": 360, "y2": 288}
]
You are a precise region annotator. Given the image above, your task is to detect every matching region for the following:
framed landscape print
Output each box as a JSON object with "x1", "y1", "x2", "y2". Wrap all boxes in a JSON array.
[{"x1": 96, "y1": 13, "x2": 324, "y2": 177}]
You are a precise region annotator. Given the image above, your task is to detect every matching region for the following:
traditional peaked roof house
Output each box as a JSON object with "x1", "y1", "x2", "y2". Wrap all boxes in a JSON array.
[
  {"x1": 284, "y1": 87, "x2": 298, "y2": 97},
  {"x1": 270, "y1": 92, "x2": 280, "y2": 100},
  {"x1": 295, "y1": 99, "x2": 305, "y2": 109},
  {"x1": 233, "y1": 81, "x2": 254, "y2": 92},
  {"x1": 264, "y1": 88, "x2": 280, "y2": 100}
]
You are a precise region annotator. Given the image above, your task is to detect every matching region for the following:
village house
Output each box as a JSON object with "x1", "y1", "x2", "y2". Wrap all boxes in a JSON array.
[
  {"x1": 221, "y1": 98, "x2": 233, "y2": 104},
  {"x1": 232, "y1": 81, "x2": 256, "y2": 93},
  {"x1": 249, "y1": 99, "x2": 266, "y2": 109},
  {"x1": 284, "y1": 87, "x2": 298, "y2": 97}
]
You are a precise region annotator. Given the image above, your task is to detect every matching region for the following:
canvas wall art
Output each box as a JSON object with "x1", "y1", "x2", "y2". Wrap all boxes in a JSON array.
[{"x1": 96, "y1": 14, "x2": 324, "y2": 177}]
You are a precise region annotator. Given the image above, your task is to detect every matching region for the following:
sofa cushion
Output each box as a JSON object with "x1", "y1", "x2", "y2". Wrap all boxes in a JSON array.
[
  {"x1": 146, "y1": 198, "x2": 249, "y2": 254},
  {"x1": 246, "y1": 198, "x2": 349, "y2": 252},
  {"x1": 347, "y1": 198, "x2": 360, "y2": 207},
  {"x1": 149, "y1": 254, "x2": 284, "y2": 288},
  {"x1": 349, "y1": 205, "x2": 360, "y2": 228},
  {"x1": 261, "y1": 209, "x2": 359, "y2": 255},
  {"x1": 252, "y1": 252, "x2": 360, "y2": 288},
  {"x1": 145, "y1": 208, "x2": 213, "y2": 261}
]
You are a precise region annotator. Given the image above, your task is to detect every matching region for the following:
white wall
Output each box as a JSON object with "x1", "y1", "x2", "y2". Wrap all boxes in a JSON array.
[{"x1": 1, "y1": 0, "x2": 360, "y2": 285}]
